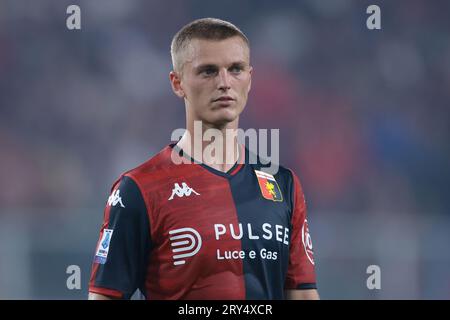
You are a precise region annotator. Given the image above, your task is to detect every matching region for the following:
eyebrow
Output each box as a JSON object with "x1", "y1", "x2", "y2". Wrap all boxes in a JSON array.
[
  {"x1": 229, "y1": 61, "x2": 247, "y2": 68},
  {"x1": 195, "y1": 64, "x2": 218, "y2": 72},
  {"x1": 195, "y1": 61, "x2": 248, "y2": 71}
]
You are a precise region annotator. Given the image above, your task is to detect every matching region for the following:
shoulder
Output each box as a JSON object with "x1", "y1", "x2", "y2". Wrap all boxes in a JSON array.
[
  {"x1": 110, "y1": 144, "x2": 176, "y2": 190},
  {"x1": 246, "y1": 146, "x2": 298, "y2": 187},
  {"x1": 246, "y1": 147, "x2": 304, "y2": 207},
  {"x1": 109, "y1": 176, "x2": 145, "y2": 210}
]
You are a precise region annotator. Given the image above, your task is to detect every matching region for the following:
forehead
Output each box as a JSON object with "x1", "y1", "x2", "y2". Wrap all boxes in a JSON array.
[{"x1": 183, "y1": 37, "x2": 250, "y2": 68}]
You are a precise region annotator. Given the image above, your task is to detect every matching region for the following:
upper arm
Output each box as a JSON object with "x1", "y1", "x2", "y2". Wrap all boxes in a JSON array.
[
  {"x1": 284, "y1": 170, "x2": 317, "y2": 291},
  {"x1": 88, "y1": 175, "x2": 151, "y2": 299}
]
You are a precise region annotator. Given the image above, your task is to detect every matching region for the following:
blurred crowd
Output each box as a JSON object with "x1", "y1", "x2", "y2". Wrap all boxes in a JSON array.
[{"x1": 0, "y1": 0, "x2": 449, "y2": 217}]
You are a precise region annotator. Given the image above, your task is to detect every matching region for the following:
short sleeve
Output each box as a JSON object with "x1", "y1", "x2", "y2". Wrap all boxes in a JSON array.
[
  {"x1": 284, "y1": 170, "x2": 317, "y2": 290},
  {"x1": 89, "y1": 175, "x2": 151, "y2": 299}
]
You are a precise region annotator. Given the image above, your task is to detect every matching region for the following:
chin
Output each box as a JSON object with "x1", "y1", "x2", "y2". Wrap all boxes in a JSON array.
[
  {"x1": 207, "y1": 113, "x2": 239, "y2": 128},
  {"x1": 201, "y1": 107, "x2": 236, "y2": 125},
  {"x1": 211, "y1": 109, "x2": 239, "y2": 125}
]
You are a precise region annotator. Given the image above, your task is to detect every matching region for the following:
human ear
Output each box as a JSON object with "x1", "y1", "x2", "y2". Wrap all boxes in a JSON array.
[{"x1": 169, "y1": 71, "x2": 185, "y2": 98}]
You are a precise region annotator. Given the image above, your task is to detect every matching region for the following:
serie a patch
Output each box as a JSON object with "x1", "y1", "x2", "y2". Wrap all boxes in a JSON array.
[
  {"x1": 254, "y1": 170, "x2": 283, "y2": 202},
  {"x1": 94, "y1": 228, "x2": 113, "y2": 264}
]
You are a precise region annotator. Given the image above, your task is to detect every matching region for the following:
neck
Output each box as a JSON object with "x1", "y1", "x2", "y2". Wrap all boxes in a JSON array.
[{"x1": 177, "y1": 118, "x2": 240, "y2": 173}]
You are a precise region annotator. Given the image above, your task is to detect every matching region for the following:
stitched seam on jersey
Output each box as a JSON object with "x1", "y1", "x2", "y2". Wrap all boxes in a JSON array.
[
  {"x1": 285, "y1": 168, "x2": 297, "y2": 289},
  {"x1": 225, "y1": 180, "x2": 247, "y2": 300},
  {"x1": 287, "y1": 169, "x2": 297, "y2": 224},
  {"x1": 124, "y1": 174, "x2": 153, "y2": 243}
]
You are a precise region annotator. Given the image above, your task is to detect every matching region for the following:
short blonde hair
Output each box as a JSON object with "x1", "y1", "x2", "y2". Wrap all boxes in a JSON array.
[{"x1": 170, "y1": 18, "x2": 250, "y2": 72}]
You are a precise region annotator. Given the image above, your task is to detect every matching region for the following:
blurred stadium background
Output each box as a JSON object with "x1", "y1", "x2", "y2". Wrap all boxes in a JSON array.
[{"x1": 0, "y1": 0, "x2": 449, "y2": 299}]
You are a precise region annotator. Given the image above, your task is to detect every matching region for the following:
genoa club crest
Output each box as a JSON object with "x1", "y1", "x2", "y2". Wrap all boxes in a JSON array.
[{"x1": 254, "y1": 170, "x2": 283, "y2": 202}]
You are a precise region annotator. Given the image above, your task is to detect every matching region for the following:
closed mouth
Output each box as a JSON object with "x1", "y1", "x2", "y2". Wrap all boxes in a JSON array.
[{"x1": 213, "y1": 96, "x2": 235, "y2": 102}]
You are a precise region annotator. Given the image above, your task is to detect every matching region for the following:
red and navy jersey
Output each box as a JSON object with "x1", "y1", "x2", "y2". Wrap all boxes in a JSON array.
[{"x1": 89, "y1": 144, "x2": 317, "y2": 299}]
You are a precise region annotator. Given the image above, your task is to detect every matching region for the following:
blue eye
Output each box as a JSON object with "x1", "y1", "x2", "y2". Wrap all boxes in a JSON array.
[
  {"x1": 202, "y1": 68, "x2": 217, "y2": 76},
  {"x1": 229, "y1": 66, "x2": 243, "y2": 74}
]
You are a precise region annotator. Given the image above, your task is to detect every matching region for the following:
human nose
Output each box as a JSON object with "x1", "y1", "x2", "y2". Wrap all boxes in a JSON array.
[{"x1": 217, "y1": 68, "x2": 231, "y2": 91}]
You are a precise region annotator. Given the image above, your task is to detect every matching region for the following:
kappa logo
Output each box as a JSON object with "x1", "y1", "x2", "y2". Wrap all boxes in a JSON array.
[
  {"x1": 169, "y1": 227, "x2": 202, "y2": 265},
  {"x1": 168, "y1": 182, "x2": 200, "y2": 200},
  {"x1": 107, "y1": 189, "x2": 125, "y2": 208}
]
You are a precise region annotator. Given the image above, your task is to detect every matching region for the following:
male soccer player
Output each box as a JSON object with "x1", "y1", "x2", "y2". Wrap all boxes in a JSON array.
[{"x1": 89, "y1": 18, "x2": 319, "y2": 300}]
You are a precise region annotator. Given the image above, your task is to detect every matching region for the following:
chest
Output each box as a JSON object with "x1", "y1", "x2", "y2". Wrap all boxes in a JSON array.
[{"x1": 147, "y1": 167, "x2": 293, "y2": 267}]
